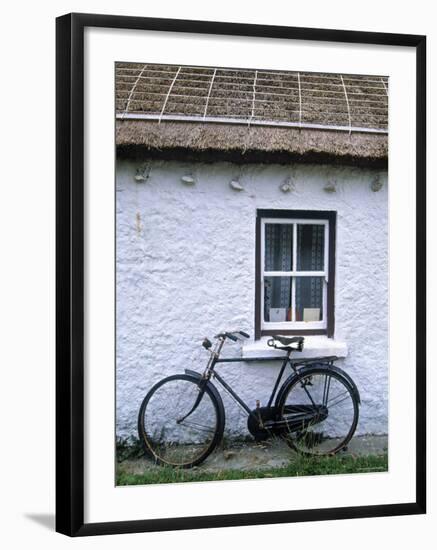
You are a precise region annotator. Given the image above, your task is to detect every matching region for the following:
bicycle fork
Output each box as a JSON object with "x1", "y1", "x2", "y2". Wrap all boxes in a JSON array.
[
  {"x1": 177, "y1": 337, "x2": 224, "y2": 423},
  {"x1": 176, "y1": 379, "x2": 208, "y2": 424}
]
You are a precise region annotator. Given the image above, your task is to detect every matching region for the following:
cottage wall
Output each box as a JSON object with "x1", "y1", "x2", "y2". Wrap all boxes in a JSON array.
[{"x1": 116, "y1": 159, "x2": 388, "y2": 441}]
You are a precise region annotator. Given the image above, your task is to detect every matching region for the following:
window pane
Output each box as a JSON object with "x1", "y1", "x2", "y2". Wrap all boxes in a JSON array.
[
  {"x1": 264, "y1": 223, "x2": 293, "y2": 271},
  {"x1": 296, "y1": 224, "x2": 325, "y2": 271},
  {"x1": 295, "y1": 277, "x2": 324, "y2": 322},
  {"x1": 264, "y1": 276, "x2": 292, "y2": 322}
]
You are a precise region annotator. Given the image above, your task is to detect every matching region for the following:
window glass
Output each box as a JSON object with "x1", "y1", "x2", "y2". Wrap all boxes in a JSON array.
[
  {"x1": 264, "y1": 223, "x2": 293, "y2": 271},
  {"x1": 295, "y1": 276, "x2": 324, "y2": 322},
  {"x1": 296, "y1": 224, "x2": 324, "y2": 271},
  {"x1": 263, "y1": 276, "x2": 292, "y2": 322}
]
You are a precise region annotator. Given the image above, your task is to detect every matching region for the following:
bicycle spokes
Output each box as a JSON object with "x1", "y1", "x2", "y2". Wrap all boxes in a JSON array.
[
  {"x1": 139, "y1": 376, "x2": 221, "y2": 467},
  {"x1": 281, "y1": 370, "x2": 358, "y2": 455},
  {"x1": 177, "y1": 420, "x2": 216, "y2": 434}
]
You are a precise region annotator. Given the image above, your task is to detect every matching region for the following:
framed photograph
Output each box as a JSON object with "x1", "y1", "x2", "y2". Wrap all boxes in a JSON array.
[{"x1": 56, "y1": 13, "x2": 426, "y2": 536}]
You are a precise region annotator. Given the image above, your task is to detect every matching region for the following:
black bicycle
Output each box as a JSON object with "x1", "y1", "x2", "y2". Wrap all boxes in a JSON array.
[{"x1": 138, "y1": 332, "x2": 360, "y2": 468}]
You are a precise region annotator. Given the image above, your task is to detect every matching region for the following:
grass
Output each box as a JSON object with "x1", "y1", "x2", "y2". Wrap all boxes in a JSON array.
[{"x1": 116, "y1": 452, "x2": 388, "y2": 486}]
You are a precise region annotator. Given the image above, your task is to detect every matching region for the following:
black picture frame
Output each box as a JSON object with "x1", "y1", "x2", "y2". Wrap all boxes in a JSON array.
[{"x1": 56, "y1": 12, "x2": 426, "y2": 537}]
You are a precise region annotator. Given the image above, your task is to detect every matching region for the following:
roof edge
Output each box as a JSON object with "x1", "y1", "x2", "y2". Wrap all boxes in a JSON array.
[{"x1": 116, "y1": 120, "x2": 388, "y2": 168}]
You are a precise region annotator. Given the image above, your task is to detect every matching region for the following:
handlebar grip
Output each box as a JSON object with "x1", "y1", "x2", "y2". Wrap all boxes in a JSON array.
[
  {"x1": 239, "y1": 331, "x2": 250, "y2": 338},
  {"x1": 225, "y1": 332, "x2": 238, "y2": 342}
]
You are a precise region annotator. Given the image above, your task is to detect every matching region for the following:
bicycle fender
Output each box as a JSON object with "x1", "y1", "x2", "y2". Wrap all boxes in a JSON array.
[
  {"x1": 275, "y1": 363, "x2": 361, "y2": 407},
  {"x1": 184, "y1": 369, "x2": 226, "y2": 410},
  {"x1": 327, "y1": 365, "x2": 361, "y2": 404}
]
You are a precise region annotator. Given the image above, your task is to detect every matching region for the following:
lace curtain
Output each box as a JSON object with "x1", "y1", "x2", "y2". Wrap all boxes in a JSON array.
[{"x1": 264, "y1": 223, "x2": 324, "y2": 322}]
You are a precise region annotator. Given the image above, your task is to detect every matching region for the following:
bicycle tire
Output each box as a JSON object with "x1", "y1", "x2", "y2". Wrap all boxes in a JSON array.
[
  {"x1": 138, "y1": 373, "x2": 225, "y2": 468},
  {"x1": 277, "y1": 366, "x2": 359, "y2": 456}
]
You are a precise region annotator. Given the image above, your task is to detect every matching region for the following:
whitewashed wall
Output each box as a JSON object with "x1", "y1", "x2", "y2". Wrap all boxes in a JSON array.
[{"x1": 116, "y1": 159, "x2": 388, "y2": 440}]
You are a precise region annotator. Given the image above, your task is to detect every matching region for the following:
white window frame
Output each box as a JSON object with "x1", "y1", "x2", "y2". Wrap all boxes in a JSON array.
[{"x1": 261, "y1": 217, "x2": 329, "y2": 331}]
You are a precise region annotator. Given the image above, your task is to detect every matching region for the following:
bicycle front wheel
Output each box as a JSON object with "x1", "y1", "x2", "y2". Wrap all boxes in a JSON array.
[
  {"x1": 138, "y1": 374, "x2": 224, "y2": 468},
  {"x1": 279, "y1": 368, "x2": 359, "y2": 456}
]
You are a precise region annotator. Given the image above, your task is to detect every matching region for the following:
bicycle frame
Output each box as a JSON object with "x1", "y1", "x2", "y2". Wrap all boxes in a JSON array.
[
  {"x1": 199, "y1": 337, "x2": 338, "y2": 418},
  {"x1": 213, "y1": 355, "x2": 290, "y2": 416}
]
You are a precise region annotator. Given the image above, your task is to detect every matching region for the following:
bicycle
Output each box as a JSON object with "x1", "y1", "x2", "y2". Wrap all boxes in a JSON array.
[{"x1": 138, "y1": 331, "x2": 360, "y2": 468}]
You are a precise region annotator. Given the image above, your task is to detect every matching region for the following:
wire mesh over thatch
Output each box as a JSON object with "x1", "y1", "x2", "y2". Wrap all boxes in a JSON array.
[{"x1": 115, "y1": 62, "x2": 388, "y2": 166}]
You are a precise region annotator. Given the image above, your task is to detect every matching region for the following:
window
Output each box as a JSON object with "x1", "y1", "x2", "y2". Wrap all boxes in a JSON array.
[{"x1": 255, "y1": 210, "x2": 336, "y2": 338}]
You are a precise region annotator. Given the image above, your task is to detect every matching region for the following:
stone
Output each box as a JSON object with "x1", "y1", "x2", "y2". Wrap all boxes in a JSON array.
[
  {"x1": 280, "y1": 177, "x2": 295, "y2": 193},
  {"x1": 371, "y1": 175, "x2": 384, "y2": 192},
  {"x1": 134, "y1": 164, "x2": 151, "y2": 182},
  {"x1": 229, "y1": 180, "x2": 244, "y2": 191},
  {"x1": 181, "y1": 175, "x2": 195, "y2": 185},
  {"x1": 323, "y1": 179, "x2": 337, "y2": 193},
  {"x1": 223, "y1": 450, "x2": 236, "y2": 460}
]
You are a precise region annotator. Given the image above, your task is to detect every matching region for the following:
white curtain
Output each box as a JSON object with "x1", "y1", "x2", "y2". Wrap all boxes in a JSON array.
[{"x1": 264, "y1": 223, "x2": 324, "y2": 322}]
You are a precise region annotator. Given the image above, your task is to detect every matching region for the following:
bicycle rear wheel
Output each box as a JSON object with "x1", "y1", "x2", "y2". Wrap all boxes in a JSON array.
[
  {"x1": 279, "y1": 368, "x2": 359, "y2": 456},
  {"x1": 138, "y1": 374, "x2": 224, "y2": 468}
]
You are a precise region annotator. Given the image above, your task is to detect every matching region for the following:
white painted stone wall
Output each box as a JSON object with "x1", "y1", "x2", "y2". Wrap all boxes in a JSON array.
[{"x1": 116, "y1": 159, "x2": 388, "y2": 441}]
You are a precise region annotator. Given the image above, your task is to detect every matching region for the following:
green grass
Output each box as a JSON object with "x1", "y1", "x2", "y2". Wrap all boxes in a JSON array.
[{"x1": 116, "y1": 453, "x2": 388, "y2": 486}]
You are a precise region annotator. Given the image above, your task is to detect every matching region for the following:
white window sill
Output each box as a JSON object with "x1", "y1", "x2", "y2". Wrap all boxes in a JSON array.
[{"x1": 241, "y1": 336, "x2": 347, "y2": 360}]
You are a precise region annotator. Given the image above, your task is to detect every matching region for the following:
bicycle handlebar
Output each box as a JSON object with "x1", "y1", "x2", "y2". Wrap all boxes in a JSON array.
[{"x1": 214, "y1": 330, "x2": 250, "y2": 342}]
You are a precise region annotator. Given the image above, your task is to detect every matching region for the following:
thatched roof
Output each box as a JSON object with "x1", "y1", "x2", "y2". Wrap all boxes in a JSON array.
[{"x1": 116, "y1": 63, "x2": 388, "y2": 166}]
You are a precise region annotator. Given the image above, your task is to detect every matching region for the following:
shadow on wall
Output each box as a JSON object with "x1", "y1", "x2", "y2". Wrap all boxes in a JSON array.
[{"x1": 24, "y1": 513, "x2": 55, "y2": 531}]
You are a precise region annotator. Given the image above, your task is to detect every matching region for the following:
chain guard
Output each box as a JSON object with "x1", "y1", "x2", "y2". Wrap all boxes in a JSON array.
[
  {"x1": 247, "y1": 407, "x2": 279, "y2": 441},
  {"x1": 247, "y1": 405, "x2": 328, "y2": 441}
]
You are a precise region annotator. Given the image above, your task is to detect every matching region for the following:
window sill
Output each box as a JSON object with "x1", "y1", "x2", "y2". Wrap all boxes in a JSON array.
[{"x1": 242, "y1": 336, "x2": 347, "y2": 360}]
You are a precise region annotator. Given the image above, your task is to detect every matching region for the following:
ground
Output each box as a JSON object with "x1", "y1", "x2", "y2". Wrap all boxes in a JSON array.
[{"x1": 117, "y1": 435, "x2": 388, "y2": 485}]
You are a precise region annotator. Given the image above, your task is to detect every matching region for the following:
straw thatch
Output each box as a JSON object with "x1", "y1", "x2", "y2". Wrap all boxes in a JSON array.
[
  {"x1": 115, "y1": 63, "x2": 388, "y2": 166},
  {"x1": 117, "y1": 120, "x2": 387, "y2": 167}
]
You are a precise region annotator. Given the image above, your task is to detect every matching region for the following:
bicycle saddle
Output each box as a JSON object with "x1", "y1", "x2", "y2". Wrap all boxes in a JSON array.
[{"x1": 268, "y1": 335, "x2": 304, "y2": 351}]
